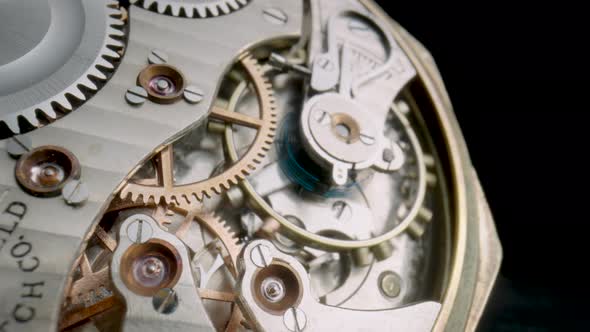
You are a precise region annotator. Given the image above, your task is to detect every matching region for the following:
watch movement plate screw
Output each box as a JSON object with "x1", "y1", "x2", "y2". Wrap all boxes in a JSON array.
[
  {"x1": 125, "y1": 86, "x2": 148, "y2": 106},
  {"x1": 127, "y1": 218, "x2": 153, "y2": 243},
  {"x1": 62, "y1": 179, "x2": 89, "y2": 206},
  {"x1": 184, "y1": 85, "x2": 204, "y2": 104},
  {"x1": 263, "y1": 8, "x2": 288, "y2": 25},
  {"x1": 152, "y1": 288, "x2": 178, "y2": 314},
  {"x1": 6, "y1": 136, "x2": 32, "y2": 159},
  {"x1": 250, "y1": 243, "x2": 272, "y2": 267},
  {"x1": 148, "y1": 49, "x2": 168, "y2": 64},
  {"x1": 283, "y1": 307, "x2": 307, "y2": 331}
]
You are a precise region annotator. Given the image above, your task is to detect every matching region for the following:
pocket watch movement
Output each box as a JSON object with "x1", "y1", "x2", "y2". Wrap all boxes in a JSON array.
[{"x1": 0, "y1": 1, "x2": 501, "y2": 331}]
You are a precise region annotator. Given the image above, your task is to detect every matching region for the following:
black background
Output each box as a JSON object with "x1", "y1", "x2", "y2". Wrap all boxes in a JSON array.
[{"x1": 375, "y1": 1, "x2": 588, "y2": 331}]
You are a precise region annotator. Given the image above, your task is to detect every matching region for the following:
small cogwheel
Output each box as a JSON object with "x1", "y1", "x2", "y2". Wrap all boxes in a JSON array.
[{"x1": 130, "y1": 0, "x2": 250, "y2": 18}]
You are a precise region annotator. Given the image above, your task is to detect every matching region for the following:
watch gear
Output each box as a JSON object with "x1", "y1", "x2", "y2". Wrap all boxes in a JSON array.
[
  {"x1": 121, "y1": 54, "x2": 277, "y2": 205},
  {"x1": 0, "y1": 0, "x2": 126, "y2": 139},
  {"x1": 130, "y1": 0, "x2": 250, "y2": 18},
  {"x1": 0, "y1": 0, "x2": 502, "y2": 331},
  {"x1": 222, "y1": 97, "x2": 430, "y2": 252},
  {"x1": 60, "y1": 202, "x2": 245, "y2": 331}
]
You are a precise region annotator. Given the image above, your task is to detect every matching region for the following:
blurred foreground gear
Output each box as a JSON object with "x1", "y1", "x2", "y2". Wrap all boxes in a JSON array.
[{"x1": 0, "y1": 0, "x2": 126, "y2": 138}]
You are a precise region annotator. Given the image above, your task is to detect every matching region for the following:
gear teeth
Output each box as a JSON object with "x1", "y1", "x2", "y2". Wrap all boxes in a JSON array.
[
  {"x1": 89, "y1": 68, "x2": 108, "y2": 82},
  {"x1": 218, "y1": 2, "x2": 230, "y2": 14},
  {"x1": 73, "y1": 86, "x2": 88, "y2": 101},
  {"x1": 97, "y1": 57, "x2": 115, "y2": 70},
  {"x1": 0, "y1": 2, "x2": 126, "y2": 138},
  {"x1": 79, "y1": 77, "x2": 98, "y2": 91},
  {"x1": 170, "y1": 4, "x2": 182, "y2": 16},
  {"x1": 23, "y1": 111, "x2": 40, "y2": 128},
  {"x1": 124, "y1": 54, "x2": 276, "y2": 205},
  {"x1": 131, "y1": 0, "x2": 250, "y2": 18},
  {"x1": 102, "y1": 48, "x2": 121, "y2": 60},
  {"x1": 54, "y1": 95, "x2": 72, "y2": 111},
  {"x1": 226, "y1": 0, "x2": 239, "y2": 10},
  {"x1": 208, "y1": 5, "x2": 220, "y2": 16},
  {"x1": 40, "y1": 107, "x2": 57, "y2": 120},
  {"x1": 195, "y1": 6, "x2": 207, "y2": 18},
  {"x1": 194, "y1": 212, "x2": 242, "y2": 265}
]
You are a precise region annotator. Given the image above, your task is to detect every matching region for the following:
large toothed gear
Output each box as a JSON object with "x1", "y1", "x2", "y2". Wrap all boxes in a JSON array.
[
  {"x1": 130, "y1": 0, "x2": 250, "y2": 18},
  {"x1": 0, "y1": 0, "x2": 126, "y2": 139},
  {"x1": 121, "y1": 54, "x2": 277, "y2": 205}
]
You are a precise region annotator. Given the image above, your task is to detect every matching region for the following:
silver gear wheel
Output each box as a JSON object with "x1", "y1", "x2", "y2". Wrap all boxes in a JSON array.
[
  {"x1": 130, "y1": 0, "x2": 250, "y2": 18},
  {"x1": 0, "y1": 0, "x2": 126, "y2": 139}
]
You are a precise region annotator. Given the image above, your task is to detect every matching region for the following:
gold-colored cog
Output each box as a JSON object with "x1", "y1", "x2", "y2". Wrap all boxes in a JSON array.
[
  {"x1": 120, "y1": 53, "x2": 277, "y2": 205},
  {"x1": 60, "y1": 202, "x2": 245, "y2": 331},
  {"x1": 166, "y1": 207, "x2": 246, "y2": 332}
]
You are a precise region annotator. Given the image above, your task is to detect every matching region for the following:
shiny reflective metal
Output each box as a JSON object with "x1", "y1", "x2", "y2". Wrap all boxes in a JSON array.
[
  {"x1": 0, "y1": 0, "x2": 501, "y2": 331},
  {"x1": 183, "y1": 85, "x2": 204, "y2": 104},
  {"x1": 5, "y1": 136, "x2": 32, "y2": 159},
  {"x1": 125, "y1": 86, "x2": 149, "y2": 106},
  {"x1": 237, "y1": 240, "x2": 441, "y2": 331},
  {"x1": 61, "y1": 179, "x2": 89, "y2": 206}
]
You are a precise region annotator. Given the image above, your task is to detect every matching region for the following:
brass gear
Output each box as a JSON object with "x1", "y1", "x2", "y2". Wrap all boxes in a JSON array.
[
  {"x1": 152, "y1": 204, "x2": 242, "y2": 275},
  {"x1": 60, "y1": 201, "x2": 245, "y2": 331},
  {"x1": 120, "y1": 54, "x2": 277, "y2": 205}
]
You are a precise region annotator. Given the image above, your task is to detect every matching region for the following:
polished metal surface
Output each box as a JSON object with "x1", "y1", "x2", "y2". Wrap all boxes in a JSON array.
[{"x1": 0, "y1": 1, "x2": 501, "y2": 331}]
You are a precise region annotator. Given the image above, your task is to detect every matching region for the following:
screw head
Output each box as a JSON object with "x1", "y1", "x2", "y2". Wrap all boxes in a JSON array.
[
  {"x1": 152, "y1": 288, "x2": 178, "y2": 314},
  {"x1": 156, "y1": 79, "x2": 170, "y2": 91},
  {"x1": 125, "y1": 86, "x2": 148, "y2": 106},
  {"x1": 250, "y1": 243, "x2": 272, "y2": 268},
  {"x1": 316, "y1": 57, "x2": 335, "y2": 72},
  {"x1": 261, "y1": 277, "x2": 286, "y2": 303},
  {"x1": 283, "y1": 307, "x2": 306, "y2": 331},
  {"x1": 126, "y1": 217, "x2": 153, "y2": 243},
  {"x1": 148, "y1": 49, "x2": 168, "y2": 64},
  {"x1": 379, "y1": 271, "x2": 401, "y2": 298},
  {"x1": 359, "y1": 133, "x2": 376, "y2": 145},
  {"x1": 396, "y1": 100, "x2": 411, "y2": 115},
  {"x1": 6, "y1": 136, "x2": 32, "y2": 159},
  {"x1": 183, "y1": 85, "x2": 204, "y2": 104},
  {"x1": 383, "y1": 148, "x2": 395, "y2": 162},
  {"x1": 62, "y1": 179, "x2": 89, "y2": 206},
  {"x1": 263, "y1": 8, "x2": 288, "y2": 25}
]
